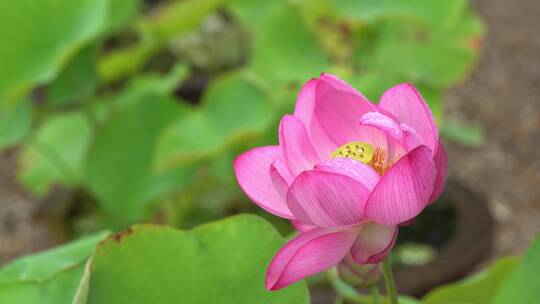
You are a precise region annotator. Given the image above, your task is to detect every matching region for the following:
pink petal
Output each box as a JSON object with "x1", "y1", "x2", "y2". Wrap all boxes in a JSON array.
[
  {"x1": 399, "y1": 218, "x2": 416, "y2": 226},
  {"x1": 314, "y1": 81, "x2": 377, "y2": 146},
  {"x1": 270, "y1": 162, "x2": 289, "y2": 203},
  {"x1": 385, "y1": 134, "x2": 408, "y2": 168},
  {"x1": 358, "y1": 112, "x2": 411, "y2": 165},
  {"x1": 293, "y1": 78, "x2": 338, "y2": 158},
  {"x1": 279, "y1": 115, "x2": 320, "y2": 176},
  {"x1": 290, "y1": 219, "x2": 316, "y2": 232},
  {"x1": 234, "y1": 146, "x2": 293, "y2": 219},
  {"x1": 351, "y1": 222, "x2": 397, "y2": 264},
  {"x1": 355, "y1": 125, "x2": 388, "y2": 150},
  {"x1": 293, "y1": 75, "x2": 377, "y2": 158},
  {"x1": 314, "y1": 158, "x2": 380, "y2": 191},
  {"x1": 320, "y1": 73, "x2": 366, "y2": 96},
  {"x1": 365, "y1": 145, "x2": 437, "y2": 225},
  {"x1": 360, "y1": 112, "x2": 404, "y2": 143},
  {"x1": 379, "y1": 83, "x2": 438, "y2": 154},
  {"x1": 429, "y1": 141, "x2": 448, "y2": 203},
  {"x1": 266, "y1": 227, "x2": 360, "y2": 290},
  {"x1": 287, "y1": 170, "x2": 370, "y2": 228},
  {"x1": 400, "y1": 122, "x2": 424, "y2": 151},
  {"x1": 364, "y1": 231, "x2": 397, "y2": 264},
  {"x1": 293, "y1": 79, "x2": 318, "y2": 125},
  {"x1": 356, "y1": 115, "x2": 408, "y2": 167},
  {"x1": 272, "y1": 157, "x2": 294, "y2": 185}
]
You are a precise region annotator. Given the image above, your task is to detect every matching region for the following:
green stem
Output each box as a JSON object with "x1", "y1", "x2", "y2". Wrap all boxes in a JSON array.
[
  {"x1": 382, "y1": 257, "x2": 398, "y2": 304},
  {"x1": 371, "y1": 285, "x2": 381, "y2": 304}
]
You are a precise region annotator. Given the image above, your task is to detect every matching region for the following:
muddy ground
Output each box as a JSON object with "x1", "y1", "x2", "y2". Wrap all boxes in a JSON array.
[
  {"x1": 445, "y1": 0, "x2": 540, "y2": 257},
  {"x1": 1, "y1": 0, "x2": 539, "y2": 266}
]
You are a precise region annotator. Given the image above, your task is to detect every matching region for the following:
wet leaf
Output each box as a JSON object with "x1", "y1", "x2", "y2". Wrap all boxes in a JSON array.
[
  {"x1": 0, "y1": 232, "x2": 109, "y2": 304},
  {"x1": 423, "y1": 256, "x2": 520, "y2": 304},
  {"x1": 87, "y1": 215, "x2": 309, "y2": 303},
  {"x1": 493, "y1": 236, "x2": 540, "y2": 304}
]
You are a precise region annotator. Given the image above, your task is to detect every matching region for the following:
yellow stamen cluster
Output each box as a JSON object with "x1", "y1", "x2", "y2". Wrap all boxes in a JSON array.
[
  {"x1": 331, "y1": 141, "x2": 388, "y2": 175},
  {"x1": 331, "y1": 142, "x2": 373, "y2": 163},
  {"x1": 368, "y1": 147, "x2": 387, "y2": 175}
]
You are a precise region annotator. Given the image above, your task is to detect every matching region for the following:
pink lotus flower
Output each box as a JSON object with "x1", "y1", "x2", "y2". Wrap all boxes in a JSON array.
[{"x1": 234, "y1": 74, "x2": 447, "y2": 290}]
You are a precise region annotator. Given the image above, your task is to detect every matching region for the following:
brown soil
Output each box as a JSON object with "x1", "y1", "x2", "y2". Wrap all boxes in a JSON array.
[
  {"x1": 0, "y1": 150, "x2": 65, "y2": 264},
  {"x1": 444, "y1": 0, "x2": 540, "y2": 257}
]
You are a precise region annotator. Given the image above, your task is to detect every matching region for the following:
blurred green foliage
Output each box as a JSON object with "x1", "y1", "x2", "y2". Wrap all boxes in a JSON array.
[{"x1": 0, "y1": 0, "x2": 484, "y2": 227}]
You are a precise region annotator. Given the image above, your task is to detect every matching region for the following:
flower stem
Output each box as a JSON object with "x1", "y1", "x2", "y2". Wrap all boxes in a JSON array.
[
  {"x1": 370, "y1": 285, "x2": 381, "y2": 304},
  {"x1": 382, "y1": 257, "x2": 399, "y2": 304}
]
